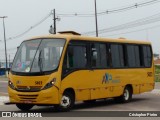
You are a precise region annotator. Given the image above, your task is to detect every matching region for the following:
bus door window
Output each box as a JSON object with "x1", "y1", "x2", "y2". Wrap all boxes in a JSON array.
[
  {"x1": 63, "y1": 42, "x2": 88, "y2": 74},
  {"x1": 68, "y1": 45, "x2": 87, "y2": 68}
]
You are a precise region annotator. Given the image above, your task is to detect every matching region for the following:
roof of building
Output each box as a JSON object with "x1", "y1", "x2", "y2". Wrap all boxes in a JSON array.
[{"x1": 154, "y1": 59, "x2": 160, "y2": 65}]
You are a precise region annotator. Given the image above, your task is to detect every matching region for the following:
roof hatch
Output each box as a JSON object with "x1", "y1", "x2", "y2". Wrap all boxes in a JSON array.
[
  {"x1": 119, "y1": 37, "x2": 126, "y2": 39},
  {"x1": 58, "y1": 31, "x2": 81, "y2": 35}
]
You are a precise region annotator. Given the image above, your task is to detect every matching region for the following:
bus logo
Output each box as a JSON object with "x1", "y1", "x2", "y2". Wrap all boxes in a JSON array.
[
  {"x1": 16, "y1": 80, "x2": 21, "y2": 85},
  {"x1": 102, "y1": 73, "x2": 112, "y2": 84},
  {"x1": 102, "y1": 73, "x2": 120, "y2": 84}
]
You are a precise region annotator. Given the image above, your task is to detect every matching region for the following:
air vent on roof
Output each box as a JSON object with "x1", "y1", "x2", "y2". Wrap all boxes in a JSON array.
[
  {"x1": 58, "y1": 31, "x2": 81, "y2": 35},
  {"x1": 119, "y1": 37, "x2": 126, "y2": 39}
]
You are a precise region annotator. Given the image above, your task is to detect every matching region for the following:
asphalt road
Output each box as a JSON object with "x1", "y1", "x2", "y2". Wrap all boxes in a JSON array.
[
  {"x1": 0, "y1": 77, "x2": 8, "y2": 96},
  {"x1": 0, "y1": 77, "x2": 160, "y2": 118}
]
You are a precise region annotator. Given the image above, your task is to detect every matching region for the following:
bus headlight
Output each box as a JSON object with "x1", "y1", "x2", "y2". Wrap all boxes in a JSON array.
[
  {"x1": 42, "y1": 78, "x2": 56, "y2": 90},
  {"x1": 8, "y1": 81, "x2": 15, "y2": 90}
]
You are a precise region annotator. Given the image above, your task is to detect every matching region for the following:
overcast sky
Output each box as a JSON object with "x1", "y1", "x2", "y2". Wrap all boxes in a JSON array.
[{"x1": 0, "y1": 0, "x2": 160, "y2": 61}]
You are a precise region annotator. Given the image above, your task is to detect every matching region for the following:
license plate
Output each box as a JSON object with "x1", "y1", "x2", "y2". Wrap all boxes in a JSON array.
[{"x1": 23, "y1": 100, "x2": 32, "y2": 103}]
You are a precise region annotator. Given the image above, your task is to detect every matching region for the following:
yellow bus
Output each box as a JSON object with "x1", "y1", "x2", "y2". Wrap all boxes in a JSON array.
[{"x1": 8, "y1": 31, "x2": 154, "y2": 111}]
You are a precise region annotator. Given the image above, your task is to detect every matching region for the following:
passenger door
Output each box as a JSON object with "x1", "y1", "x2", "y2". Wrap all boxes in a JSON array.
[{"x1": 61, "y1": 41, "x2": 93, "y2": 101}]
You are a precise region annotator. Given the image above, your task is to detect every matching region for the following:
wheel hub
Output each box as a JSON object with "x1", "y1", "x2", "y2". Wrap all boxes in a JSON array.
[
  {"x1": 61, "y1": 96, "x2": 70, "y2": 107},
  {"x1": 124, "y1": 89, "x2": 129, "y2": 100}
]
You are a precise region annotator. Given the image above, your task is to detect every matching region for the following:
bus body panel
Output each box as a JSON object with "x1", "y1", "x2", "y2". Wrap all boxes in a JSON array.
[
  {"x1": 8, "y1": 86, "x2": 59, "y2": 104},
  {"x1": 8, "y1": 72, "x2": 61, "y2": 104},
  {"x1": 61, "y1": 68, "x2": 154, "y2": 101}
]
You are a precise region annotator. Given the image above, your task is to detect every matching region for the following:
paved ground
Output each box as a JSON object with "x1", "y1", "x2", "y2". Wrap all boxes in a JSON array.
[
  {"x1": 0, "y1": 76, "x2": 8, "y2": 97},
  {"x1": 0, "y1": 76, "x2": 8, "y2": 81}
]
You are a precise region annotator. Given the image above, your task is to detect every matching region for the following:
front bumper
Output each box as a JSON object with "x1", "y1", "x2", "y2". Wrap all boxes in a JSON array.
[{"x1": 8, "y1": 86, "x2": 60, "y2": 105}]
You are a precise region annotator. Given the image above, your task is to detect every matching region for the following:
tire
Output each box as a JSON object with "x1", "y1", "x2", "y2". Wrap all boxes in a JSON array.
[
  {"x1": 55, "y1": 92, "x2": 75, "y2": 112},
  {"x1": 114, "y1": 86, "x2": 132, "y2": 103},
  {"x1": 16, "y1": 104, "x2": 34, "y2": 111},
  {"x1": 83, "y1": 100, "x2": 96, "y2": 104}
]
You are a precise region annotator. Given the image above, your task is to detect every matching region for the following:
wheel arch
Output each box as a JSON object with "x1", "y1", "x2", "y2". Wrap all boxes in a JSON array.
[
  {"x1": 63, "y1": 88, "x2": 75, "y2": 100},
  {"x1": 125, "y1": 84, "x2": 133, "y2": 94}
]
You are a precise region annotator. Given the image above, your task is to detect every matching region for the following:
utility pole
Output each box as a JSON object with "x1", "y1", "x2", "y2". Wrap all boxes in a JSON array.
[
  {"x1": 51, "y1": 9, "x2": 60, "y2": 34},
  {"x1": 94, "y1": 0, "x2": 98, "y2": 37},
  {"x1": 0, "y1": 16, "x2": 8, "y2": 74},
  {"x1": 9, "y1": 54, "x2": 10, "y2": 68},
  {"x1": 53, "y1": 9, "x2": 56, "y2": 34}
]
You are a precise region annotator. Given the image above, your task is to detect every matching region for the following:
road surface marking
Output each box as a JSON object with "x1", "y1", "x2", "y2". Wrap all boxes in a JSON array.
[
  {"x1": 0, "y1": 92, "x2": 8, "y2": 96},
  {"x1": 150, "y1": 89, "x2": 160, "y2": 95},
  {"x1": 0, "y1": 96, "x2": 9, "y2": 105},
  {"x1": 0, "y1": 81, "x2": 8, "y2": 83}
]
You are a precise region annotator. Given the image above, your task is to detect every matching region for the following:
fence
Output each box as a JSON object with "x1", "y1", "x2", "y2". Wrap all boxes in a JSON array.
[{"x1": 0, "y1": 68, "x2": 10, "y2": 76}]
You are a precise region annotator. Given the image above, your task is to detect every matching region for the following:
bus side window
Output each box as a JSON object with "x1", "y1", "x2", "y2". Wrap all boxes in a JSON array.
[
  {"x1": 143, "y1": 45, "x2": 152, "y2": 67},
  {"x1": 139, "y1": 46, "x2": 144, "y2": 67},
  {"x1": 126, "y1": 44, "x2": 145, "y2": 68},
  {"x1": 110, "y1": 44, "x2": 125, "y2": 68},
  {"x1": 134, "y1": 45, "x2": 141, "y2": 67},
  {"x1": 91, "y1": 43, "x2": 101, "y2": 68},
  {"x1": 91, "y1": 43, "x2": 109, "y2": 68},
  {"x1": 100, "y1": 44, "x2": 108, "y2": 68}
]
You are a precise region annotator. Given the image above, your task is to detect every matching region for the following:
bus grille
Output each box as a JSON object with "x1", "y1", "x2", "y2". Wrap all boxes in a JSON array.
[
  {"x1": 18, "y1": 94, "x2": 38, "y2": 101},
  {"x1": 16, "y1": 86, "x2": 42, "y2": 92}
]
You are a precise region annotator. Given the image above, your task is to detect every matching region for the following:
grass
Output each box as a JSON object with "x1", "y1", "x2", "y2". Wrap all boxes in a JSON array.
[
  {"x1": 155, "y1": 65, "x2": 160, "y2": 74},
  {"x1": 155, "y1": 75, "x2": 160, "y2": 82},
  {"x1": 155, "y1": 65, "x2": 160, "y2": 82}
]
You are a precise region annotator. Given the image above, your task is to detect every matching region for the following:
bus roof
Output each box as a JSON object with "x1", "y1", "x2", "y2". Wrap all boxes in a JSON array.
[{"x1": 26, "y1": 31, "x2": 151, "y2": 45}]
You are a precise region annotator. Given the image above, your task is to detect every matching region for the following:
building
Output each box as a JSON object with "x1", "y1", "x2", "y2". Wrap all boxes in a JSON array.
[
  {"x1": 154, "y1": 59, "x2": 160, "y2": 66},
  {"x1": 154, "y1": 54, "x2": 160, "y2": 60},
  {"x1": 0, "y1": 62, "x2": 12, "y2": 68}
]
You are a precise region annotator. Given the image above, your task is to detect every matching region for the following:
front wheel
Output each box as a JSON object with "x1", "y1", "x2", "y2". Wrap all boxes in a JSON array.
[
  {"x1": 16, "y1": 104, "x2": 34, "y2": 111},
  {"x1": 114, "y1": 86, "x2": 132, "y2": 103},
  {"x1": 55, "y1": 92, "x2": 75, "y2": 112}
]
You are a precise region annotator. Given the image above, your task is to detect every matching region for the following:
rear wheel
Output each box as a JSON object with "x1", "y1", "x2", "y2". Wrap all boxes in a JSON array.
[
  {"x1": 114, "y1": 86, "x2": 132, "y2": 103},
  {"x1": 16, "y1": 104, "x2": 34, "y2": 111},
  {"x1": 55, "y1": 92, "x2": 75, "y2": 112}
]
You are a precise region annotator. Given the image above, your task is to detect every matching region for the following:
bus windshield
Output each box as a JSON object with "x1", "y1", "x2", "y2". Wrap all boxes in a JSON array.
[{"x1": 12, "y1": 38, "x2": 65, "y2": 73}]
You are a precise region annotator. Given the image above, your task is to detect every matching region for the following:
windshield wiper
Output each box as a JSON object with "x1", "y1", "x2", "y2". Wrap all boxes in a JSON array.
[
  {"x1": 38, "y1": 50, "x2": 43, "y2": 72},
  {"x1": 29, "y1": 39, "x2": 43, "y2": 72}
]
